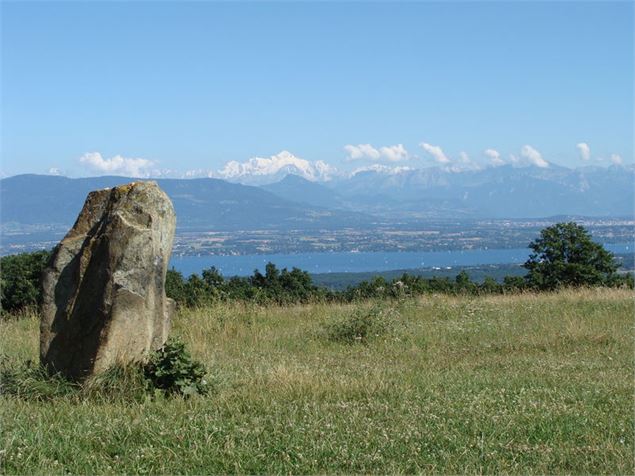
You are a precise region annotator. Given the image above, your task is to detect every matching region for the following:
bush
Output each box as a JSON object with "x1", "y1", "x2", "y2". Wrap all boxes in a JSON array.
[
  {"x1": 326, "y1": 305, "x2": 399, "y2": 344},
  {"x1": 0, "y1": 250, "x2": 51, "y2": 313},
  {"x1": 455, "y1": 270, "x2": 477, "y2": 294},
  {"x1": 165, "y1": 268, "x2": 188, "y2": 305},
  {"x1": 1, "y1": 339, "x2": 209, "y2": 400},
  {"x1": 480, "y1": 276, "x2": 502, "y2": 294},
  {"x1": 144, "y1": 338, "x2": 209, "y2": 397},
  {"x1": 605, "y1": 271, "x2": 634, "y2": 289},
  {"x1": 502, "y1": 275, "x2": 527, "y2": 292}
]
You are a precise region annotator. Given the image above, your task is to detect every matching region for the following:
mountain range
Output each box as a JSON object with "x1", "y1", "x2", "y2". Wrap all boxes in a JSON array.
[
  {"x1": 0, "y1": 174, "x2": 370, "y2": 231},
  {"x1": 1, "y1": 164, "x2": 633, "y2": 234},
  {"x1": 264, "y1": 164, "x2": 634, "y2": 219}
]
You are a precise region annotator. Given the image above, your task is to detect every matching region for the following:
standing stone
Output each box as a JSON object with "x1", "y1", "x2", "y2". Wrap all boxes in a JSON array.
[{"x1": 40, "y1": 181, "x2": 176, "y2": 380}]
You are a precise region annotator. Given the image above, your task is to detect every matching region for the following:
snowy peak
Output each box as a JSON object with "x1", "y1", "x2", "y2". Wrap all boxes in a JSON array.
[
  {"x1": 217, "y1": 151, "x2": 336, "y2": 185},
  {"x1": 350, "y1": 164, "x2": 415, "y2": 177}
]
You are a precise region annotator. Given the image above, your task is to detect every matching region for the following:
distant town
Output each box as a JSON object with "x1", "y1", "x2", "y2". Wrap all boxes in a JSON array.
[{"x1": 3, "y1": 217, "x2": 632, "y2": 258}]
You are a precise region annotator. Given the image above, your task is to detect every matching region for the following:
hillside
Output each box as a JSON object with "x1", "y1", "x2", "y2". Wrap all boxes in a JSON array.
[
  {"x1": 1, "y1": 289, "x2": 632, "y2": 474},
  {"x1": 262, "y1": 174, "x2": 345, "y2": 209},
  {"x1": 0, "y1": 174, "x2": 372, "y2": 231}
]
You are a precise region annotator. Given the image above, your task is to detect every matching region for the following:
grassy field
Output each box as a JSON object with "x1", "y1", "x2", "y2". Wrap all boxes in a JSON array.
[{"x1": 1, "y1": 288, "x2": 633, "y2": 474}]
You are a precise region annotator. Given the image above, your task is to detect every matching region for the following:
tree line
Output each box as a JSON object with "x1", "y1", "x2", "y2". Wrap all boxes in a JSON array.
[{"x1": 1, "y1": 223, "x2": 632, "y2": 313}]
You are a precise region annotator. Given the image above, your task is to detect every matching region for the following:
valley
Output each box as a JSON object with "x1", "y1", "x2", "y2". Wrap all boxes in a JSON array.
[
  {"x1": 3, "y1": 217, "x2": 633, "y2": 259},
  {"x1": 170, "y1": 218, "x2": 633, "y2": 256}
]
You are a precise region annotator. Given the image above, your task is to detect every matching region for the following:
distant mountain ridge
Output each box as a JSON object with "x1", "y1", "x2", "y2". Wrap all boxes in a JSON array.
[
  {"x1": 261, "y1": 164, "x2": 635, "y2": 219},
  {"x1": 0, "y1": 165, "x2": 632, "y2": 236},
  {"x1": 262, "y1": 174, "x2": 346, "y2": 210},
  {"x1": 0, "y1": 174, "x2": 372, "y2": 231}
]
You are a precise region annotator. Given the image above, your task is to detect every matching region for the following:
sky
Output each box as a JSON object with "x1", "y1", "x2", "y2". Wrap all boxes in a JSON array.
[{"x1": 1, "y1": 1, "x2": 633, "y2": 179}]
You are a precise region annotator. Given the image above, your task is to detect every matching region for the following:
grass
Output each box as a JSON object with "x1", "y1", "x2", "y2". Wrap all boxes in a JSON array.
[{"x1": 1, "y1": 288, "x2": 633, "y2": 474}]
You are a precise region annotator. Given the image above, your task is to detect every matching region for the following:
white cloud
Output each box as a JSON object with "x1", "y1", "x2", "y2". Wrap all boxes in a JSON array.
[
  {"x1": 379, "y1": 144, "x2": 409, "y2": 162},
  {"x1": 609, "y1": 153, "x2": 623, "y2": 165},
  {"x1": 520, "y1": 145, "x2": 549, "y2": 168},
  {"x1": 484, "y1": 148, "x2": 505, "y2": 167},
  {"x1": 48, "y1": 167, "x2": 62, "y2": 176},
  {"x1": 420, "y1": 142, "x2": 450, "y2": 164},
  {"x1": 217, "y1": 150, "x2": 337, "y2": 184},
  {"x1": 79, "y1": 152, "x2": 155, "y2": 177},
  {"x1": 458, "y1": 151, "x2": 471, "y2": 164},
  {"x1": 576, "y1": 142, "x2": 591, "y2": 161},
  {"x1": 344, "y1": 144, "x2": 381, "y2": 161},
  {"x1": 344, "y1": 143, "x2": 409, "y2": 162}
]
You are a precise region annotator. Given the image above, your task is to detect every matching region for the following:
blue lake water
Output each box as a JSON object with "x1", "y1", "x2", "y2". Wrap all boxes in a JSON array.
[{"x1": 170, "y1": 243, "x2": 632, "y2": 277}]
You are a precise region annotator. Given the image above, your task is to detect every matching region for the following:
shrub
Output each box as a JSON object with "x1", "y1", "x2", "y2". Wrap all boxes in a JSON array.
[
  {"x1": 165, "y1": 268, "x2": 188, "y2": 305},
  {"x1": 0, "y1": 250, "x2": 51, "y2": 313},
  {"x1": 479, "y1": 276, "x2": 502, "y2": 294},
  {"x1": 455, "y1": 270, "x2": 477, "y2": 294},
  {"x1": 144, "y1": 338, "x2": 209, "y2": 397},
  {"x1": 503, "y1": 275, "x2": 527, "y2": 292},
  {"x1": 1, "y1": 339, "x2": 209, "y2": 400},
  {"x1": 326, "y1": 305, "x2": 399, "y2": 344}
]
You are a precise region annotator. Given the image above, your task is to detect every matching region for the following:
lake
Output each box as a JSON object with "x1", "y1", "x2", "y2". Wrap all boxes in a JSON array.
[{"x1": 170, "y1": 243, "x2": 632, "y2": 276}]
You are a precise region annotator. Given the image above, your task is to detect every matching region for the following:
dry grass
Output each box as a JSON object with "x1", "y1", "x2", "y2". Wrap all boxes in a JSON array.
[{"x1": 1, "y1": 288, "x2": 633, "y2": 474}]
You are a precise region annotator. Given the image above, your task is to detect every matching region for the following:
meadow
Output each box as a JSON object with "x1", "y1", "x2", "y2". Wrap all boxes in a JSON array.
[{"x1": 1, "y1": 288, "x2": 633, "y2": 474}]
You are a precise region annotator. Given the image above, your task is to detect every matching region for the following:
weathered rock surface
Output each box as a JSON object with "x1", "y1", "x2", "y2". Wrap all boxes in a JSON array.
[{"x1": 40, "y1": 181, "x2": 176, "y2": 380}]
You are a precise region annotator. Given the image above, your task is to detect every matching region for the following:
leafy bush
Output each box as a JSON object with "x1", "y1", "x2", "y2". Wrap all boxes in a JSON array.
[
  {"x1": 0, "y1": 250, "x2": 51, "y2": 313},
  {"x1": 455, "y1": 270, "x2": 478, "y2": 294},
  {"x1": 1, "y1": 339, "x2": 209, "y2": 400},
  {"x1": 144, "y1": 338, "x2": 209, "y2": 397},
  {"x1": 502, "y1": 275, "x2": 527, "y2": 292},
  {"x1": 166, "y1": 262, "x2": 327, "y2": 307},
  {"x1": 165, "y1": 268, "x2": 188, "y2": 305},
  {"x1": 326, "y1": 305, "x2": 399, "y2": 344}
]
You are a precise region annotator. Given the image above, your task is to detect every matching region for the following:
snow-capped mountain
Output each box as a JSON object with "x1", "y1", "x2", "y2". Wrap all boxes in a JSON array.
[
  {"x1": 263, "y1": 164, "x2": 635, "y2": 218},
  {"x1": 1, "y1": 164, "x2": 631, "y2": 235},
  {"x1": 216, "y1": 151, "x2": 337, "y2": 185}
]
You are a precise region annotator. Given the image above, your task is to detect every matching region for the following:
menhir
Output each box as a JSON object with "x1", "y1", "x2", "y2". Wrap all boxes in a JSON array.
[{"x1": 40, "y1": 181, "x2": 176, "y2": 380}]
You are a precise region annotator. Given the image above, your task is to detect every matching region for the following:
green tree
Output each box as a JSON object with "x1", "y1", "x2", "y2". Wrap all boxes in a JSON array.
[
  {"x1": 502, "y1": 275, "x2": 526, "y2": 293},
  {"x1": 202, "y1": 266, "x2": 224, "y2": 288},
  {"x1": 455, "y1": 270, "x2": 477, "y2": 294},
  {"x1": 0, "y1": 250, "x2": 51, "y2": 313},
  {"x1": 480, "y1": 276, "x2": 501, "y2": 294},
  {"x1": 165, "y1": 268, "x2": 187, "y2": 305},
  {"x1": 524, "y1": 222, "x2": 618, "y2": 290}
]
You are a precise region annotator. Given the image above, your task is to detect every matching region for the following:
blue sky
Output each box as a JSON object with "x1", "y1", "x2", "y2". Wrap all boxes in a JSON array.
[{"x1": 1, "y1": 1, "x2": 633, "y2": 178}]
